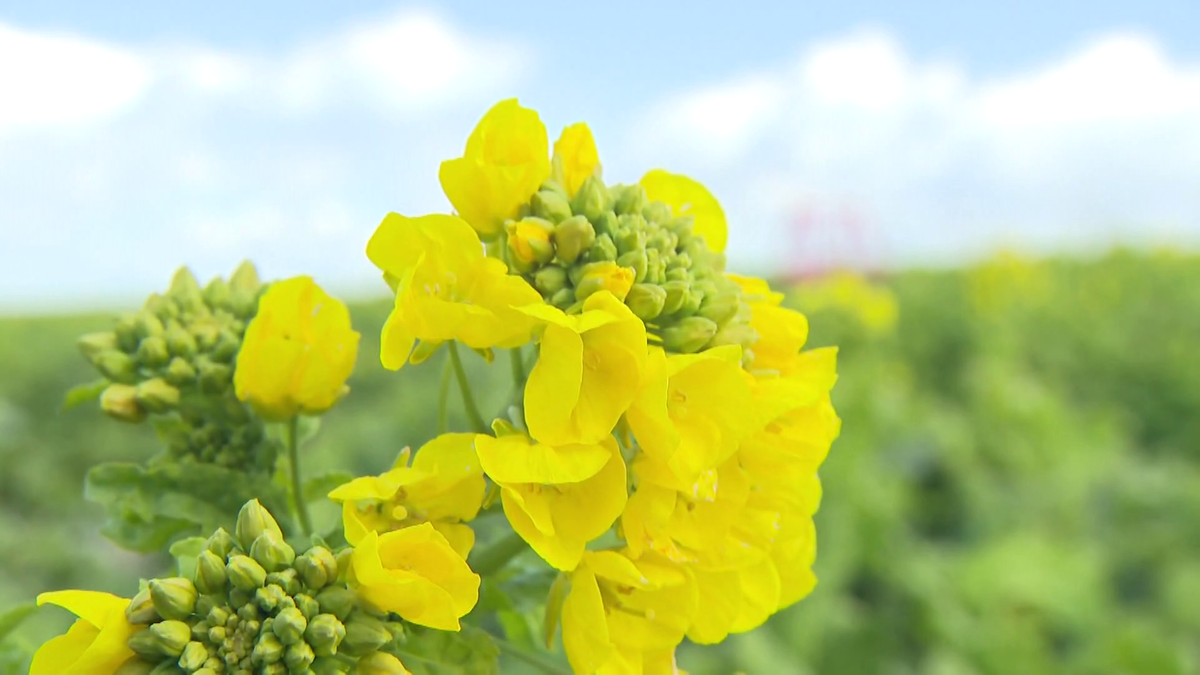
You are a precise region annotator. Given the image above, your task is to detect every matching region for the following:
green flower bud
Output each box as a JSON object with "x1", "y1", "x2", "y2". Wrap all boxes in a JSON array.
[
  {"x1": 194, "y1": 595, "x2": 215, "y2": 619},
  {"x1": 236, "y1": 499, "x2": 284, "y2": 549},
  {"x1": 661, "y1": 316, "x2": 718, "y2": 354},
  {"x1": 305, "y1": 614, "x2": 346, "y2": 657},
  {"x1": 114, "y1": 315, "x2": 141, "y2": 352},
  {"x1": 335, "y1": 549, "x2": 354, "y2": 582},
  {"x1": 147, "y1": 661, "x2": 185, "y2": 675},
  {"x1": 149, "y1": 577, "x2": 197, "y2": 621},
  {"x1": 294, "y1": 593, "x2": 321, "y2": 620},
  {"x1": 592, "y1": 211, "x2": 619, "y2": 238},
  {"x1": 163, "y1": 357, "x2": 197, "y2": 386},
  {"x1": 196, "y1": 359, "x2": 232, "y2": 395},
  {"x1": 296, "y1": 547, "x2": 338, "y2": 591},
  {"x1": 178, "y1": 641, "x2": 209, "y2": 670},
  {"x1": 135, "y1": 378, "x2": 180, "y2": 413},
  {"x1": 230, "y1": 288, "x2": 259, "y2": 319},
  {"x1": 587, "y1": 233, "x2": 618, "y2": 263},
  {"x1": 679, "y1": 288, "x2": 705, "y2": 317},
  {"x1": 665, "y1": 266, "x2": 690, "y2": 283},
  {"x1": 315, "y1": 586, "x2": 357, "y2": 621},
  {"x1": 227, "y1": 554, "x2": 268, "y2": 591},
  {"x1": 571, "y1": 175, "x2": 612, "y2": 222},
  {"x1": 533, "y1": 265, "x2": 569, "y2": 296},
  {"x1": 641, "y1": 200, "x2": 673, "y2": 224},
  {"x1": 206, "y1": 605, "x2": 231, "y2": 628},
  {"x1": 612, "y1": 184, "x2": 648, "y2": 216},
  {"x1": 133, "y1": 620, "x2": 191, "y2": 658},
  {"x1": 95, "y1": 351, "x2": 138, "y2": 383},
  {"x1": 340, "y1": 615, "x2": 391, "y2": 657},
  {"x1": 625, "y1": 284, "x2": 667, "y2": 321},
  {"x1": 698, "y1": 295, "x2": 741, "y2": 326},
  {"x1": 530, "y1": 189, "x2": 573, "y2": 223},
  {"x1": 614, "y1": 227, "x2": 646, "y2": 257},
  {"x1": 708, "y1": 322, "x2": 758, "y2": 351},
  {"x1": 272, "y1": 606, "x2": 308, "y2": 646},
  {"x1": 285, "y1": 643, "x2": 316, "y2": 670},
  {"x1": 644, "y1": 248, "x2": 665, "y2": 285},
  {"x1": 78, "y1": 332, "x2": 119, "y2": 362},
  {"x1": 312, "y1": 657, "x2": 353, "y2": 675},
  {"x1": 135, "y1": 312, "x2": 165, "y2": 340},
  {"x1": 549, "y1": 288, "x2": 575, "y2": 309},
  {"x1": 666, "y1": 214, "x2": 695, "y2": 238},
  {"x1": 195, "y1": 550, "x2": 228, "y2": 595},
  {"x1": 229, "y1": 260, "x2": 261, "y2": 292},
  {"x1": 617, "y1": 250, "x2": 648, "y2": 283},
  {"x1": 209, "y1": 330, "x2": 241, "y2": 363},
  {"x1": 553, "y1": 215, "x2": 595, "y2": 264},
  {"x1": 660, "y1": 280, "x2": 689, "y2": 315},
  {"x1": 204, "y1": 277, "x2": 231, "y2": 309},
  {"x1": 506, "y1": 217, "x2": 556, "y2": 268},
  {"x1": 205, "y1": 527, "x2": 237, "y2": 559},
  {"x1": 356, "y1": 652, "x2": 411, "y2": 675},
  {"x1": 100, "y1": 384, "x2": 146, "y2": 423},
  {"x1": 136, "y1": 336, "x2": 171, "y2": 368},
  {"x1": 126, "y1": 587, "x2": 161, "y2": 624},
  {"x1": 238, "y1": 602, "x2": 261, "y2": 622},
  {"x1": 266, "y1": 568, "x2": 302, "y2": 597},
  {"x1": 261, "y1": 664, "x2": 287, "y2": 675},
  {"x1": 252, "y1": 632, "x2": 285, "y2": 665},
  {"x1": 250, "y1": 532, "x2": 295, "y2": 572},
  {"x1": 163, "y1": 324, "x2": 197, "y2": 358},
  {"x1": 254, "y1": 584, "x2": 290, "y2": 614}
]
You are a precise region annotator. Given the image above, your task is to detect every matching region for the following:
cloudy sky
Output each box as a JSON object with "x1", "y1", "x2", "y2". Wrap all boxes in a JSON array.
[{"x1": 2, "y1": 0, "x2": 1198, "y2": 311}]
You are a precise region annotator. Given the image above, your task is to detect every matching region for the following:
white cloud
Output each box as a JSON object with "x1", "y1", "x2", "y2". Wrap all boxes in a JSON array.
[
  {"x1": 629, "y1": 29, "x2": 1200, "y2": 272},
  {"x1": 0, "y1": 22, "x2": 152, "y2": 130}
]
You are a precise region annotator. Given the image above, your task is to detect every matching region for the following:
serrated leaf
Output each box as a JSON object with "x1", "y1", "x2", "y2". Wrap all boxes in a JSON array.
[
  {"x1": 169, "y1": 537, "x2": 208, "y2": 578},
  {"x1": 397, "y1": 625, "x2": 501, "y2": 675},
  {"x1": 61, "y1": 379, "x2": 108, "y2": 412},
  {"x1": 303, "y1": 471, "x2": 354, "y2": 503},
  {"x1": 0, "y1": 604, "x2": 36, "y2": 643}
]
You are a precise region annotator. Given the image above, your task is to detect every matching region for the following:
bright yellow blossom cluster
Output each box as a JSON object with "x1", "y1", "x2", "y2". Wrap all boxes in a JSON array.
[{"x1": 360, "y1": 99, "x2": 841, "y2": 673}]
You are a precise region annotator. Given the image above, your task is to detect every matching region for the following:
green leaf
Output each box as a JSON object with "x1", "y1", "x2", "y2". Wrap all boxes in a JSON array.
[
  {"x1": 61, "y1": 379, "x2": 108, "y2": 412},
  {"x1": 396, "y1": 624, "x2": 501, "y2": 675},
  {"x1": 302, "y1": 471, "x2": 354, "y2": 503},
  {"x1": 168, "y1": 537, "x2": 208, "y2": 578},
  {"x1": 0, "y1": 604, "x2": 36, "y2": 643},
  {"x1": 542, "y1": 572, "x2": 569, "y2": 650}
]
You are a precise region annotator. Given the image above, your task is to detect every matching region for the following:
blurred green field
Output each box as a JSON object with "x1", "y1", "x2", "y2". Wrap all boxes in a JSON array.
[{"x1": 2, "y1": 249, "x2": 1199, "y2": 674}]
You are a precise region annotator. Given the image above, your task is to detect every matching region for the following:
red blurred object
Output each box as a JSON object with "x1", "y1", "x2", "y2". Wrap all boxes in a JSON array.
[{"x1": 784, "y1": 199, "x2": 884, "y2": 282}]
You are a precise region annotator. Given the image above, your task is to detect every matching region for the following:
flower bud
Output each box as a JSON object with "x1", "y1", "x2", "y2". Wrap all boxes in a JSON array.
[
  {"x1": 574, "y1": 262, "x2": 634, "y2": 302},
  {"x1": 254, "y1": 584, "x2": 290, "y2": 614},
  {"x1": 230, "y1": 288, "x2": 259, "y2": 319},
  {"x1": 78, "y1": 332, "x2": 119, "y2": 362},
  {"x1": 114, "y1": 659, "x2": 156, "y2": 675},
  {"x1": 229, "y1": 260, "x2": 261, "y2": 292},
  {"x1": 625, "y1": 284, "x2": 667, "y2": 321},
  {"x1": 126, "y1": 587, "x2": 161, "y2": 624},
  {"x1": 250, "y1": 532, "x2": 296, "y2": 572},
  {"x1": 660, "y1": 281, "x2": 688, "y2": 316},
  {"x1": 227, "y1": 554, "x2": 268, "y2": 591},
  {"x1": 150, "y1": 577, "x2": 197, "y2": 621},
  {"x1": 661, "y1": 316, "x2": 718, "y2": 354},
  {"x1": 570, "y1": 175, "x2": 612, "y2": 222},
  {"x1": 614, "y1": 227, "x2": 646, "y2": 257},
  {"x1": 204, "y1": 277, "x2": 231, "y2": 310},
  {"x1": 193, "y1": 551, "x2": 227, "y2": 596},
  {"x1": 612, "y1": 184, "x2": 648, "y2": 216},
  {"x1": 665, "y1": 266, "x2": 689, "y2": 283},
  {"x1": 131, "y1": 620, "x2": 191, "y2": 658},
  {"x1": 549, "y1": 288, "x2": 575, "y2": 309},
  {"x1": 134, "y1": 312, "x2": 165, "y2": 340},
  {"x1": 135, "y1": 378, "x2": 180, "y2": 413},
  {"x1": 530, "y1": 189, "x2": 573, "y2": 223},
  {"x1": 95, "y1": 351, "x2": 138, "y2": 383},
  {"x1": 312, "y1": 657, "x2": 352, "y2": 675},
  {"x1": 272, "y1": 606, "x2": 308, "y2": 646},
  {"x1": 356, "y1": 652, "x2": 411, "y2": 675},
  {"x1": 506, "y1": 217, "x2": 556, "y2": 267},
  {"x1": 617, "y1": 250, "x2": 648, "y2": 283},
  {"x1": 533, "y1": 265, "x2": 569, "y2": 296},
  {"x1": 553, "y1": 215, "x2": 595, "y2": 264},
  {"x1": 267, "y1": 568, "x2": 303, "y2": 597},
  {"x1": 305, "y1": 614, "x2": 346, "y2": 657},
  {"x1": 591, "y1": 210, "x2": 619, "y2": 238},
  {"x1": 179, "y1": 641, "x2": 210, "y2": 671},
  {"x1": 642, "y1": 200, "x2": 673, "y2": 224},
  {"x1": 196, "y1": 359, "x2": 232, "y2": 395},
  {"x1": 296, "y1": 547, "x2": 338, "y2": 591},
  {"x1": 236, "y1": 499, "x2": 284, "y2": 549},
  {"x1": 698, "y1": 294, "x2": 741, "y2": 326},
  {"x1": 169, "y1": 266, "x2": 203, "y2": 300},
  {"x1": 136, "y1": 336, "x2": 171, "y2": 368},
  {"x1": 294, "y1": 593, "x2": 321, "y2": 620},
  {"x1": 252, "y1": 632, "x2": 285, "y2": 665},
  {"x1": 286, "y1": 643, "x2": 316, "y2": 670},
  {"x1": 163, "y1": 357, "x2": 197, "y2": 386},
  {"x1": 315, "y1": 586, "x2": 357, "y2": 621},
  {"x1": 101, "y1": 384, "x2": 146, "y2": 423},
  {"x1": 164, "y1": 324, "x2": 197, "y2": 358},
  {"x1": 205, "y1": 527, "x2": 238, "y2": 558},
  {"x1": 587, "y1": 233, "x2": 618, "y2": 263},
  {"x1": 340, "y1": 615, "x2": 392, "y2": 657},
  {"x1": 708, "y1": 322, "x2": 758, "y2": 351},
  {"x1": 209, "y1": 330, "x2": 241, "y2": 363}
]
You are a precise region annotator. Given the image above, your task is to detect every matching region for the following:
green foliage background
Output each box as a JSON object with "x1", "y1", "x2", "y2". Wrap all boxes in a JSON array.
[{"x1": 2, "y1": 249, "x2": 1198, "y2": 673}]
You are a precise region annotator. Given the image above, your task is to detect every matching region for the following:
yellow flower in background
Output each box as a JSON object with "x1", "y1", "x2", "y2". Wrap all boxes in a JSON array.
[
  {"x1": 31, "y1": 590, "x2": 139, "y2": 675},
  {"x1": 439, "y1": 98, "x2": 551, "y2": 238},
  {"x1": 791, "y1": 270, "x2": 898, "y2": 333},
  {"x1": 562, "y1": 550, "x2": 697, "y2": 674},
  {"x1": 349, "y1": 523, "x2": 480, "y2": 631},
  {"x1": 329, "y1": 433, "x2": 486, "y2": 558},
  {"x1": 640, "y1": 169, "x2": 727, "y2": 253},
  {"x1": 520, "y1": 291, "x2": 646, "y2": 445},
  {"x1": 234, "y1": 276, "x2": 360, "y2": 420},
  {"x1": 489, "y1": 436, "x2": 628, "y2": 571},
  {"x1": 552, "y1": 122, "x2": 601, "y2": 197},
  {"x1": 367, "y1": 213, "x2": 542, "y2": 369}
]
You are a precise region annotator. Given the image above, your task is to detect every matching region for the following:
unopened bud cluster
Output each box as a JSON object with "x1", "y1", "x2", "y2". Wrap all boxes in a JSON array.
[
  {"x1": 506, "y1": 176, "x2": 756, "y2": 358},
  {"x1": 78, "y1": 262, "x2": 276, "y2": 471},
  {"x1": 123, "y1": 501, "x2": 404, "y2": 674}
]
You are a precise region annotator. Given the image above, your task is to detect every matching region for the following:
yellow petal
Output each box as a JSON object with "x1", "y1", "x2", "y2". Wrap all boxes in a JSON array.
[
  {"x1": 475, "y1": 434, "x2": 611, "y2": 484},
  {"x1": 37, "y1": 590, "x2": 128, "y2": 629},
  {"x1": 640, "y1": 169, "x2": 727, "y2": 253},
  {"x1": 29, "y1": 620, "x2": 98, "y2": 675},
  {"x1": 553, "y1": 122, "x2": 601, "y2": 197},
  {"x1": 524, "y1": 324, "x2": 584, "y2": 444},
  {"x1": 562, "y1": 569, "x2": 614, "y2": 674}
]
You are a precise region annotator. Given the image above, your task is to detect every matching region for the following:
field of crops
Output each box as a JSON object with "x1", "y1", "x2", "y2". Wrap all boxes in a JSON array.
[{"x1": 2, "y1": 249, "x2": 1198, "y2": 674}]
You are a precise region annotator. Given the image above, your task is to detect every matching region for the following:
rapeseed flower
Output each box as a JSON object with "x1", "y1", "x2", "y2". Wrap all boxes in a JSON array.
[
  {"x1": 552, "y1": 123, "x2": 601, "y2": 197},
  {"x1": 31, "y1": 590, "x2": 139, "y2": 675}
]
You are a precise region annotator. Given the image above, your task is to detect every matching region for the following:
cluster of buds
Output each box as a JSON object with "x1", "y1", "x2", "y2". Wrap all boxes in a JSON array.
[
  {"x1": 504, "y1": 175, "x2": 756, "y2": 360},
  {"x1": 122, "y1": 501, "x2": 408, "y2": 674},
  {"x1": 77, "y1": 263, "x2": 276, "y2": 471}
]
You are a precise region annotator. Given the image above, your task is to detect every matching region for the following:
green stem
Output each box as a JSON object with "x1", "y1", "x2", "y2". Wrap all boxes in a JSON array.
[
  {"x1": 438, "y1": 355, "x2": 452, "y2": 434},
  {"x1": 448, "y1": 342, "x2": 488, "y2": 433},
  {"x1": 495, "y1": 638, "x2": 572, "y2": 675},
  {"x1": 469, "y1": 531, "x2": 529, "y2": 577},
  {"x1": 286, "y1": 416, "x2": 313, "y2": 537},
  {"x1": 510, "y1": 346, "x2": 526, "y2": 388}
]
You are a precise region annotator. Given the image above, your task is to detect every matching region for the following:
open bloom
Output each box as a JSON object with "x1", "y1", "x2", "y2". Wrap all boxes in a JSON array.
[
  {"x1": 349, "y1": 523, "x2": 480, "y2": 631},
  {"x1": 520, "y1": 291, "x2": 646, "y2": 445},
  {"x1": 439, "y1": 99, "x2": 551, "y2": 238},
  {"x1": 234, "y1": 276, "x2": 359, "y2": 420},
  {"x1": 640, "y1": 169, "x2": 727, "y2": 253},
  {"x1": 31, "y1": 590, "x2": 140, "y2": 675},
  {"x1": 329, "y1": 433, "x2": 486, "y2": 558},
  {"x1": 367, "y1": 213, "x2": 542, "y2": 368}
]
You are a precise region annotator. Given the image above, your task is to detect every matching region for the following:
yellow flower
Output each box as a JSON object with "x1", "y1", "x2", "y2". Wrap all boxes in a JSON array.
[
  {"x1": 520, "y1": 291, "x2": 646, "y2": 445},
  {"x1": 640, "y1": 170, "x2": 727, "y2": 253},
  {"x1": 626, "y1": 345, "x2": 755, "y2": 485},
  {"x1": 552, "y1": 122, "x2": 601, "y2": 197},
  {"x1": 234, "y1": 276, "x2": 360, "y2": 420},
  {"x1": 439, "y1": 98, "x2": 550, "y2": 238},
  {"x1": 562, "y1": 550, "x2": 697, "y2": 674},
  {"x1": 367, "y1": 213, "x2": 542, "y2": 369},
  {"x1": 349, "y1": 523, "x2": 480, "y2": 631},
  {"x1": 687, "y1": 557, "x2": 781, "y2": 644},
  {"x1": 31, "y1": 590, "x2": 139, "y2": 675},
  {"x1": 484, "y1": 435, "x2": 628, "y2": 571},
  {"x1": 329, "y1": 433, "x2": 486, "y2": 558},
  {"x1": 577, "y1": 262, "x2": 635, "y2": 302},
  {"x1": 506, "y1": 217, "x2": 555, "y2": 267}
]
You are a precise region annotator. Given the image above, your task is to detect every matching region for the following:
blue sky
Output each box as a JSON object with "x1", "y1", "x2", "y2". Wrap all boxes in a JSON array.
[{"x1": 2, "y1": 1, "x2": 1199, "y2": 311}]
